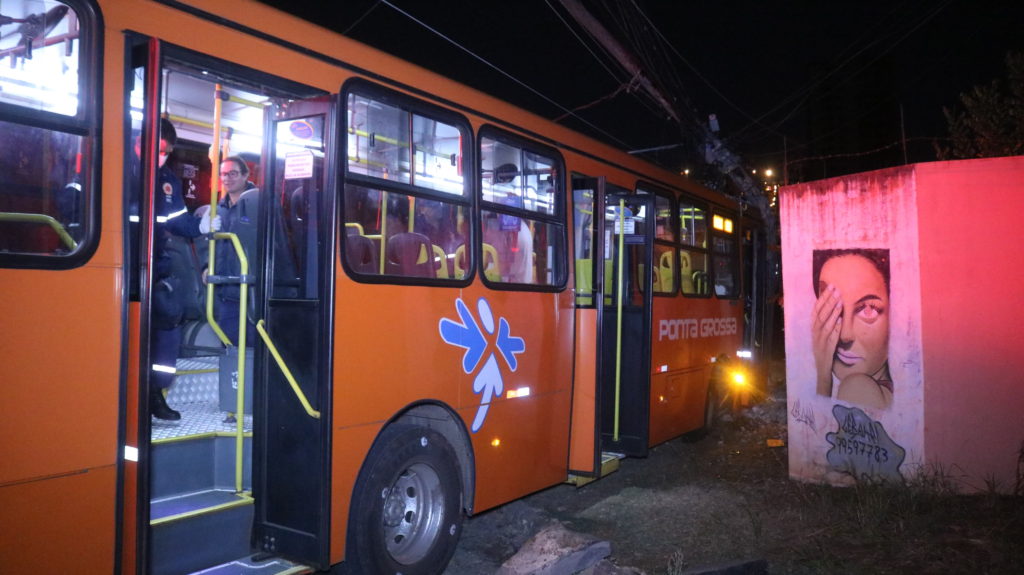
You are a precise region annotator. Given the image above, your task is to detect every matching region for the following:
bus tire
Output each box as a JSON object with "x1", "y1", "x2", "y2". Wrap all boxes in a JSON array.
[
  {"x1": 700, "y1": 386, "x2": 717, "y2": 436},
  {"x1": 347, "y1": 424, "x2": 464, "y2": 575}
]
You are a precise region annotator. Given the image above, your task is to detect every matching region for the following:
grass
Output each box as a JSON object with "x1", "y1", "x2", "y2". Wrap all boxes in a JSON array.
[{"x1": 743, "y1": 458, "x2": 1024, "y2": 574}]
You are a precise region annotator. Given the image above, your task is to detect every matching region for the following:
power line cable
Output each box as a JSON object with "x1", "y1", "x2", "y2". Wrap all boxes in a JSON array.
[
  {"x1": 542, "y1": 0, "x2": 666, "y2": 119},
  {"x1": 342, "y1": 0, "x2": 381, "y2": 36},
  {"x1": 728, "y1": 0, "x2": 955, "y2": 142},
  {"x1": 627, "y1": 0, "x2": 795, "y2": 141},
  {"x1": 378, "y1": 0, "x2": 636, "y2": 149}
]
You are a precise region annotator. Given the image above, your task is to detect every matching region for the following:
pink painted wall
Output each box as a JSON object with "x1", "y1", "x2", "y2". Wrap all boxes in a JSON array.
[
  {"x1": 781, "y1": 166, "x2": 924, "y2": 486},
  {"x1": 782, "y1": 156, "x2": 1024, "y2": 492},
  {"x1": 917, "y1": 157, "x2": 1024, "y2": 492}
]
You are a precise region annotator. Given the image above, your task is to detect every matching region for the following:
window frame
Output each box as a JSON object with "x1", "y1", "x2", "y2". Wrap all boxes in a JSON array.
[
  {"x1": 677, "y1": 194, "x2": 712, "y2": 299},
  {"x1": 339, "y1": 78, "x2": 475, "y2": 288},
  {"x1": 636, "y1": 182, "x2": 677, "y2": 298},
  {"x1": 710, "y1": 207, "x2": 741, "y2": 300},
  {"x1": 476, "y1": 125, "x2": 568, "y2": 292},
  {"x1": 0, "y1": 0, "x2": 104, "y2": 270}
]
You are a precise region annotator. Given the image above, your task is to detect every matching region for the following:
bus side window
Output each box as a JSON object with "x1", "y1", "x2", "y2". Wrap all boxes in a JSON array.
[
  {"x1": 0, "y1": 1, "x2": 97, "y2": 264},
  {"x1": 711, "y1": 213, "x2": 739, "y2": 298},
  {"x1": 679, "y1": 201, "x2": 710, "y2": 297},
  {"x1": 341, "y1": 86, "x2": 472, "y2": 284},
  {"x1": 478, "y1": 133, "x2": 565, "y2": 288}
]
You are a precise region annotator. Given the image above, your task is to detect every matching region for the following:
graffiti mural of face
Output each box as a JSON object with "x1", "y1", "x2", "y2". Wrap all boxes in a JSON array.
[{"x1": 818, "y1": 255, "x2": 889, "y2": 381}]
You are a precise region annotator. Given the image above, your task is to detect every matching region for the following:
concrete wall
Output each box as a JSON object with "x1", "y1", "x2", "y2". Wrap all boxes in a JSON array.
[
  {"x1": 917, "y1": 157, "x2": 1024, "y2": 492},
  {"x1": 781, "y1": 166, "x2": 924, "y2": 485}
]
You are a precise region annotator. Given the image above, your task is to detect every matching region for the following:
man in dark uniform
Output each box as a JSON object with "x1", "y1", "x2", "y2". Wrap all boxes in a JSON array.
[{"x1": 141, "y1": 119, "x2": 221, "y2": 420}]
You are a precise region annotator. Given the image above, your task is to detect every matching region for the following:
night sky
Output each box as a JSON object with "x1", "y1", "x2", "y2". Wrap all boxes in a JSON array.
[{"x1": 258, "y1": 0, "x2": 1022, "y2": 181}]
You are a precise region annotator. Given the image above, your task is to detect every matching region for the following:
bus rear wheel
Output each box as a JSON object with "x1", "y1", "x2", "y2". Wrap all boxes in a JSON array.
[{"x1": 347, "y1": 424, "x2": 464, "y2": 575}]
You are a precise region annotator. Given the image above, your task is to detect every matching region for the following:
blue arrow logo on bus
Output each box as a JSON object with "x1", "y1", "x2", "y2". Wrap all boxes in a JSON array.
[{"x1": 439, "y1": 297, "x2": 525, "y2": 433}]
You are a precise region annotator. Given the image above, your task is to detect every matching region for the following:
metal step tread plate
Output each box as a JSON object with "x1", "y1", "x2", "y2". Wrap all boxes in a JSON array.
[
  {"x1": 189, "y1": 554, "x2": 311, "y2": 575},
  {"x1": 152, "y1": 489, "x2": 250, "y2": 524},
  {"x1": 566, "y1": 452, "x2": 622, "y2": 487}
]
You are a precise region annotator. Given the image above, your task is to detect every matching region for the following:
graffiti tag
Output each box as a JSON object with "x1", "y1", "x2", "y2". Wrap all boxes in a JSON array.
[
  {"x1": 790, "y1": 398, "x2": 816, "y2": 429},
  {"x1": 825, "y1": 405, "x2": 905, "y2": 482}
]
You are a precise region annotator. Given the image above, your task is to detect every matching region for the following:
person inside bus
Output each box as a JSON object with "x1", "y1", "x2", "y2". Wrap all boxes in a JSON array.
[
  {"x1": 202, "y1": 156, "x2": 258, "y2": 347},
  {"x1": 414, "y1": 198, "x2": 462, "y2": 276},
  {"x1": 139, "y1": 119, "x2": 222, "y2": 420}
]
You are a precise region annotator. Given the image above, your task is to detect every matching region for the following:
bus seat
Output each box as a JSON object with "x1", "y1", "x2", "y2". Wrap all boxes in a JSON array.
[
  {"x1": 679, "y1": 251, "x2": 695, "y2": 294},
  {"x1": 694, "y1": 271, "x2": 708, "y2": 295},
  {"x1": 659, "y1": 250, "x2": 674, "y2": 292},
  {"x1": 454, "y1": 243, "x2": 500, "y2": 281},
  {"x1": 432, "y1": 245, "x2": 449, "y2": 279},
  {"x1": 482, "y1": 243, "x2": 500, "y2": 282},
  {"x1": 454, "y1": 245, "x2": 466, "y2": 277},
  {"x1": 346, "y1": 234, "x2": 378, "y2": 274},
  {"x1": 385, "y1": 232, "x2": 435, "y2": 277}
]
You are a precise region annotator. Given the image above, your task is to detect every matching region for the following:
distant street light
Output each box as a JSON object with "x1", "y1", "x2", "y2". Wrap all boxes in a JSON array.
[{"x1": 765, "y1": 169, "x2": 773, "y2": 177}]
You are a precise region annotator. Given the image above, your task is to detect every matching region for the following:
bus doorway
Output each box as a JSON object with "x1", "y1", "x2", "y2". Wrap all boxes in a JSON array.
[
  {"x1": 125, "y1": 37, "x2": 330, "y2": 575},
  {"x1": 252, "y1": 96, "x2": 337, "y2": 569},
  {"x1": 598, "y1": 189, "x2": 654, "y2": 457}
]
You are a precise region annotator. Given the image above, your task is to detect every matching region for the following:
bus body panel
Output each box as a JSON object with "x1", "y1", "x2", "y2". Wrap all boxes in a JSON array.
[
  {"x1": 0, "y1": 267, "x2": 121, "y2": 484},
  {"x1": 456, "y1": 283, "x2": 575, "y2": 511},
  {"x1": 569, "y1": 308, "x2": 598, "y2": 473},
  {"x1": 0, "y1": 463, "x2": 118, "y2": 574},
  {"x1": 648, "y1": 283, "x2": 744, "y2": 444}
]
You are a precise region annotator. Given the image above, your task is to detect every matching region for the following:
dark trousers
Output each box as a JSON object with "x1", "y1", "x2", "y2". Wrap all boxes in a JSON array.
[
  {"x1": 217, "y1": 298, "x2": 256, "y2": 348},
  {"x1": 151, "y1": 325, "x2": 182, "y2": 390}
]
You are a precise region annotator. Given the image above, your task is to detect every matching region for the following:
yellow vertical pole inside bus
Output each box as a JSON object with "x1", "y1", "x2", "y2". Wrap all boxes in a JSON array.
[
  {"x1": 206, "y1": 84, "x2": 230, "y2": 347},
  {"x1": 613, "y1": 199, "x2": 625, "y2": 442},
  {"x1": 379, "y1": 192, "x2": 388, "y2": 274},
  {"x1": 203, "y1": 84, "x2": 247, "y2": 493}
]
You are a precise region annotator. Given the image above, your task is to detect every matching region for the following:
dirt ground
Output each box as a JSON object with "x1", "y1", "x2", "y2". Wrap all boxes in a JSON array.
[{"x1": 444, "y1": 371, "x2": 1024, "y2": 575}]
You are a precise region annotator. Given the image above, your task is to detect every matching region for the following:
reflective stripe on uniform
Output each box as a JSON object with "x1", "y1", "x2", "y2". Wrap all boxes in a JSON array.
[
  {"x1": 153, "y1": 364, "x2": 177, "y2": 374},
  {"x1": 165, "y1": 207, "x2": 188, "y2": 220}
]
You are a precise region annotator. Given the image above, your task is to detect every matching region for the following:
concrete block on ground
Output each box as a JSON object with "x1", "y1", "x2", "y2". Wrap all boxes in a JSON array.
[
  {"x1": 495, "y1": 522, "x2": 611, "y2": 575},
  {"x1": 680, "y1": 558, "x2": 767, "y2": 575},
  {"x1": 577, "y1": 559, "x2": 646, "y2": 574}
]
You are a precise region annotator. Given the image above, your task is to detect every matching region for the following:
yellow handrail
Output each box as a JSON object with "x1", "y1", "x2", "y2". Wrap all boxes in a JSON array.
[
  {"x1": 0, "y1": 212, "x2": 77, "y2": 250},
  {"x1": 205, "y1": 84, "x2": 232, "y2": 348},
  {"x1": 256, "y1": 319, "x2": 321, "y2": 419},
  {"x1": 209, "y1": 232, "x2": 250, "y2": 492}
]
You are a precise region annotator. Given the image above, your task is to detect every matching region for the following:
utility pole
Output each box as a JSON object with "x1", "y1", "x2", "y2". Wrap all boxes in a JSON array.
[
  {"x1": 556, "y1": 0, "x2": 680, "y2": 122},
  {"x1": 783, "y1": 136, "x2": 788, "y2": 186},
  {"x1": 556, "y1": 0, "x2": 774, "y2": 242},
  {"x1": 900, "y1": 103, "x2": 908, "y2": 165}
]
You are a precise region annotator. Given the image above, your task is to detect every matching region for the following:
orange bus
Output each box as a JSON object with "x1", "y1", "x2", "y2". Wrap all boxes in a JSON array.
[{"x1": 0, "y1": 1, "x2": 774, "y2": 574}]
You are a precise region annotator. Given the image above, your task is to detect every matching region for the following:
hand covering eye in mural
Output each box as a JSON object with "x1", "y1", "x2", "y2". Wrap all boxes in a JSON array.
[
  {"x1": 439, "y1": 298, "x2": 525, "y2": 433},
  {"x1": 812, "y1": 249, "x2": 893, "y2": 410}
]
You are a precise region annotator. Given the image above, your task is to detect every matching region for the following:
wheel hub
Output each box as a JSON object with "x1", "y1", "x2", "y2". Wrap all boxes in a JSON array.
[{"x1": 382, "y1": 463, "x2": 445, "y2": 565}]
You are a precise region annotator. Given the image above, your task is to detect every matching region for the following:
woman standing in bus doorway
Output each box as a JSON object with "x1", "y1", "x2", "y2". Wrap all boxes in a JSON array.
[{"x1": 811, "y1": 249, "x2": 893, "y2": 409}]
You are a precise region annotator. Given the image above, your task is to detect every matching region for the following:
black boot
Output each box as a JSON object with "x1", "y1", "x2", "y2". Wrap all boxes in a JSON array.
[{"x1": 151, "y1": 387, "x2": 181, "y2": 421}]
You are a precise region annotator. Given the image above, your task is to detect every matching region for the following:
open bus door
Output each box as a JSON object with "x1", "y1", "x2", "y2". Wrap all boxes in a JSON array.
[
  {"x1": 599, "y1": 188, "x2": 654, "y2": 457},
  {"x1": 568, "y1": 178, "x2": 654, "y2": 480},
  {"x1": 253, "y1": 96, "x2": 337, "y2": 569}
]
